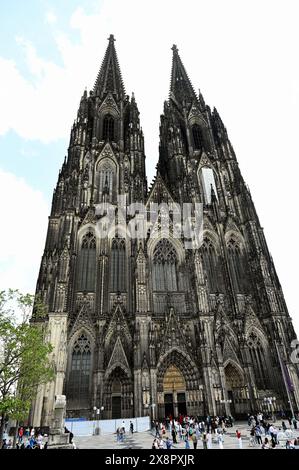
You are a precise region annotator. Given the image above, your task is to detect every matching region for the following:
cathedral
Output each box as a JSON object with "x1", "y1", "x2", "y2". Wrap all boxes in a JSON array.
[{"x1": 30, "y1": 35, "x2": 299, "y2": 426}]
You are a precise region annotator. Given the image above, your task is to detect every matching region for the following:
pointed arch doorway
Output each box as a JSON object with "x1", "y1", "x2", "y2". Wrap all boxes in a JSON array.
[
  {"x1": 163, "y1": 365, "x2": 187, "y2": 418},
  {"x1": 111, "y1": 378, "x2": 122, "y2": 419},
  {"x1": 224, "y1": 362, "x2": 246, "y2": 416}
]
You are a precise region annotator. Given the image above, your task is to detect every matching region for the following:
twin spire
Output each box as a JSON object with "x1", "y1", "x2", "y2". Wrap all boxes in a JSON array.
[
  {"x1": 93, "y1": 34, "x2": 125, "y2": 99},
  {"x1": 93, "y1": 35, "x2": 200, "y2": 107},
  {"x1": 170, "y1": 44, "x2": 198, "y2": 106}
]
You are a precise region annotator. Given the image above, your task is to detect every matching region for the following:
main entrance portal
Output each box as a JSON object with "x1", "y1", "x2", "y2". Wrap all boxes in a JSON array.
[
  {"x1": 111, "y1": 378, "x2": 122, "y2": 419},
  {"x1": 163, "y1": 365, "x2": 186, "y2": 418}
]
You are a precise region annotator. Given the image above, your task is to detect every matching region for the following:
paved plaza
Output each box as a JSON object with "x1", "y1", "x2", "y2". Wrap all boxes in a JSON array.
[{"x1": 73, "y1": 421, "x2": 298, "y2": 450}]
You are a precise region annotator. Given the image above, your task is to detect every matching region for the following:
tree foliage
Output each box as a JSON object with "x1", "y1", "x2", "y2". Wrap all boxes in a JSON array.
[{"x1": 0, "y1": 290, "x2": 54, "y2": 442}]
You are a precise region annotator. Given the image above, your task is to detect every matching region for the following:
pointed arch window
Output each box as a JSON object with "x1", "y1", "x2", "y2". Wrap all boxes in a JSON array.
[
  {"x1": 247, "y1": 332, "x2": 269, "y2": 389},
  {"x1": 77, "y1": 232, "x2": 96, "y2": 292},
  {"x1": 200, "y1": 167, "x2": 218, "y2": 204},
  {"x1": 68, "y1": 334, "x2": 92, "y2": 407},
  {"x1": 102, "y1": 114, "x2": 114, "y2": 141},
  {"x1": 110, "y1": 238, "x2": 126, "y2": 292},
  {"x1": 227, "y1": 238, "x2": 249, "y2": 293},
  {"x1": 97, "y1": 160, "x2": 115, "y2": 203},
  {"x1": 201, "y1": 237, "x2": 224, "y2": 292},
  {"x1": 152, "y1": 239, "x2": 178, "y2": 292},
  {"x1": 192, "y1": 124, "x2": 202, "y2": 151}
]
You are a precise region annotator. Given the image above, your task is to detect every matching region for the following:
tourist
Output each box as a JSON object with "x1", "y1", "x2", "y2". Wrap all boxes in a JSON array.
[
  {"x1": 202, "y1": 432, "x2": 208, "y2": 449},
  {"x1": 152, "y1": 438, "x2": 159, "y2": 449},
  {"x1": 236, "y1": 429, "x2": 242, "y2": 449},
  {"x1": 171, "y1": 426, "x2": 177, "y2": 443},
  {"x1": 249, "y1": 427, "x2": 255, "y2": 447},
  {"x1": 36, "y1": 433, "x2": 43, "y2": 449},
  {"x1": 18, "y1": 426, "x2": 24, "y2": 444},
  {"x1": 255, "y1": 426, "x2": 262, "y2": 445},
  {"x1": 217, "y1": 431, "x2": 224, "y2": 449},
  {"x1": 130, "y1": 421, "x2": 134, "y2": 434},
  {"x1": 262, "y1": 437, "x2": 270, "y2": 449},
  {"x1": 184, "y1": 433, "x2": 190, "y2": 449},
  {"x1": 159, "y1": 437, "x2": 165, "y2": 449},
  {"x1": 177, "y1": 422, "x2": 182, "y2": 441},
  {"x1": 293, "y1": 417, "x2": 298, "y2": 430},
  {"x1": 166, "y1": 437, "x2": 172, "y2": 449},
  {"x1": 191, "y1": 432, "x2": 197, "y2": 449},
  {"x1": 207, "y1": 432, "x2": 213, "y2": 449}
]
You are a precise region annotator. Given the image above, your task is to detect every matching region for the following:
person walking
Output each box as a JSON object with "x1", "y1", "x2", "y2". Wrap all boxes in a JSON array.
[
  {"x1": 18, "y1": 426, "x2": 24, "y2": 444},
  {"x1": 236, "y1": 430, "x2": 242, "y2": 449},
  {"x1": 202, "y1": 432, "x2": 208, "y2": 449},
  {"x1": 255, "y1": 426, "x2": 262, "y2": 445},
  {"x1": 184, "y1": 433, "x2": 190, "y2": 449},
  {"x1": 166, "y1": 437, "x2": 172, "y2": 449},
  {"x1": 171, "y1": 426, "x2": 177, "y2": 444},
  {"x1": 249, "y1": 427, "x2": 256, "y2": 447},
  {"x1": 130, "y1": 421, "x2": 134, "y2": 434},
  {"x1": 191, "y1": 432, "x2": 197, "y2": 449},
  {"x1": 217, "y1": 431, "x2": 224, "y2": 449},
  {"x1": 207, "y1": 432, "x2": 212, "y2": 449}
]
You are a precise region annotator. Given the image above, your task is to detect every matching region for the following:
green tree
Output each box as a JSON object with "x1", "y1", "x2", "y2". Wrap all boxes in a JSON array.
[{"x1": 0, "y1": 290, "x2": 54, "y2": 446}]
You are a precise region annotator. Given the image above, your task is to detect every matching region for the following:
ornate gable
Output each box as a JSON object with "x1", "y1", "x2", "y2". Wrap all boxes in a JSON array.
[
  {"x1": 98, "y1": 92, "x2": 120, "y2": 116},
  {"x1": 223, "y1": 336, "x2": 241, "y2": 366},
  {"x1": 104, "y1": 304, "x2": 132, "y2": 349},
  {"x1": 68, "y1": 303, "x2": 96, "y2": 341},
  {"x1": 159, "y1": 308, "x2": 189, "y2": 356},
  {"x1": 107, "y1": 336, "x2": 130, "y2": 372}
]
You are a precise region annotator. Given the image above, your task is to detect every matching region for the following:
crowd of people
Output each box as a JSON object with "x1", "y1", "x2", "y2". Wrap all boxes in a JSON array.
[
  {"x1": 152, "y1": 414, "x2": 233, "y2": 449},
  {"x1": 247, "y1": 413, "x2": 299, "y2": 449},
  {"x1": 1, "y1": 425, "x2": 73, "y2": 449},
  {"x1": 151, "y1": 412, "x2": 299, "y2": 450}
]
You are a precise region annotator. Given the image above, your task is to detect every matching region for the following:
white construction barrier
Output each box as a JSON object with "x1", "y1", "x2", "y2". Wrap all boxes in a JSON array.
[{"x1": 65, "y1": 416, "x2": 150, "y2": 436}]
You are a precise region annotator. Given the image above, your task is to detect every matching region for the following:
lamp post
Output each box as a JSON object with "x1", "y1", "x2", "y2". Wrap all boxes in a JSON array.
[
  {"x1": 93, "y1": 406, "x2": 97, "y2": 435},
  {"x1": 94, "y1": 406, "x2": 104, "y2": 435}
]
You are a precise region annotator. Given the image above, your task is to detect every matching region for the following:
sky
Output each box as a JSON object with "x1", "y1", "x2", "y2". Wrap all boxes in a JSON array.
[{"x1": 0, "y1": 0, "x2": 298, "y2": 335}]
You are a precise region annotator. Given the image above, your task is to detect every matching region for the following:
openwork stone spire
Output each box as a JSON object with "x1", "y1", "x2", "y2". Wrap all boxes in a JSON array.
[
  {"x1": 93, "y1": 34, "x2": 125, "y2": 99},
  {"x1": 170, "y1": 44, "x2": 198, "y2": 106}
]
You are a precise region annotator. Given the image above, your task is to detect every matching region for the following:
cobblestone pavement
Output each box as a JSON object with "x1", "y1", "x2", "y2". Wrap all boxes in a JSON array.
[{"x1": 74, "y1": 421, "x2": 297, "y2": 450}]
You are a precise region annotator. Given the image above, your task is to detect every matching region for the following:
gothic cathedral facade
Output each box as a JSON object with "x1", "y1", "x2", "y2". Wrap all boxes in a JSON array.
[{"x1": 30, "y1": 35, "x2": 299, "y2": 426}]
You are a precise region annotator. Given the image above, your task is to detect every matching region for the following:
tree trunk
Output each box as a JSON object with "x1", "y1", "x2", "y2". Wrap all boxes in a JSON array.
[
  {"x1": 0, "y1": 412, "x2": 6, "y2": 448},
  {"x1": 13, "y1": 419, "x2": 19, "y2": 448}
]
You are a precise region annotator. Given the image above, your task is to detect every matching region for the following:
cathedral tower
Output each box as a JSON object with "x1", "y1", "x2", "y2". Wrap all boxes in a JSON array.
[{"x1": 30, "y1": 37, "x2": 299, "y2": 426}]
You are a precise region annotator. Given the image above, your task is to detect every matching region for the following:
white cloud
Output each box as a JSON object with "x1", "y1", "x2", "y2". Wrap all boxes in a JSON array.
[
  {"x1": 0, "y1": 169, "x2": 49, "y2": 293},
  {"x1": 45, "y1": 11, "x2": 57, "y2": 25},
  {"x1": 0, "y1": 0, "x2": 298, "y2": 334}
]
